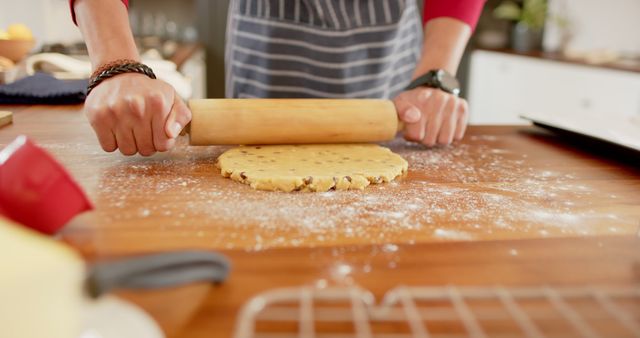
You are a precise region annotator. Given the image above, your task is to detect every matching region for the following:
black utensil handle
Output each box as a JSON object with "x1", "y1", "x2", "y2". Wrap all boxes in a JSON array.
[{"x1": 87, "y1": 251, "x2": 231, "y2": 298}]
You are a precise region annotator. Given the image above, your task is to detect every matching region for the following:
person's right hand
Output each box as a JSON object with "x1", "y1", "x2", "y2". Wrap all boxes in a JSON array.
[{"x1": 84, "y1": 73, "x2": 191, "y2": 156}]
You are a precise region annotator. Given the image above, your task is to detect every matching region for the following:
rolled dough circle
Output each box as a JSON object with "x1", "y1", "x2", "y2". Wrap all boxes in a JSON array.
[{"x1": 217, "y1": 144, "x2": 408, "y2": 192}]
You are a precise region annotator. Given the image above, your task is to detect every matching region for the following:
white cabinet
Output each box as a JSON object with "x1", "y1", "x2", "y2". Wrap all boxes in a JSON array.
[{"x1": 467, "y1": 50, "x2": 640, "y2": 125}]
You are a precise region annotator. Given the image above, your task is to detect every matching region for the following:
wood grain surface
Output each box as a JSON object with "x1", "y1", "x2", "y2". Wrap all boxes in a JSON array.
[{"x1": 0, "y1": 105, "x2": 639, "y2": 337}]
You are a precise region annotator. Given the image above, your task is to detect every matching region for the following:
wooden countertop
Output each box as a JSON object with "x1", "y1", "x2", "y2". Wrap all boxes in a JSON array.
[{"x1": 1, "y1": 105, "x2": 639, "y2": 337}]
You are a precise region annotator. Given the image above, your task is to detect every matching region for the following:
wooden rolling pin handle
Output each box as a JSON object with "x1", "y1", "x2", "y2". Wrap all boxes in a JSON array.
[
  {"x1": 0, "y1": 111, "x2": 13, "y2": 128},
  {"x1": 183, "y1": 118, "x2": 405, "y2": 137},
  {"x1": 181, "y1": 114, "x2": 403, "y2": 137},
  {"x1": 188, "y1": 99, "x2": 401, "y2": 145}
]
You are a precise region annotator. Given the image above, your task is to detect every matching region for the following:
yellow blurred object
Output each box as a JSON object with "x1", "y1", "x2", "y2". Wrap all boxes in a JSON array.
[
  {"x1": 7, "y1": 23, "x2": 33, "y2": 41},
  {"x1": 0, "y1": 111, "x2": 12, "y2": 128},
  {"x1": 0, "y1": 216, "x2": 86, "y2": 338},
  {"x1": 0, "y1": 24, "x2": 35, "y2": 62}
]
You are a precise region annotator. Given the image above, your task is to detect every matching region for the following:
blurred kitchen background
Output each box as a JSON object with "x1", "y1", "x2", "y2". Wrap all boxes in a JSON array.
[{"x1": 1, "y1": 0, "x2": 639, "y2": 125}]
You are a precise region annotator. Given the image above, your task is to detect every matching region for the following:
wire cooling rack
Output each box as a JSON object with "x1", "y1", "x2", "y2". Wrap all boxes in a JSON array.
[{"x1": 234, "y1": 285, "x2": 640, "y2": 338}]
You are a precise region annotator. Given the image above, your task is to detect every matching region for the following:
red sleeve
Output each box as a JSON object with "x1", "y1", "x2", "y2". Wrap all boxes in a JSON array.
[
  {"x1": 69, "y1": 0, "x2": 129, "y2": 25},
  {"x1": 423, "y1": 0, "x2": 485, "y2": 32}
]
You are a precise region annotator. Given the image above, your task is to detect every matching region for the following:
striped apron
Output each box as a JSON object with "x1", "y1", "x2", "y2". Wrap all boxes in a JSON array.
[{"x1": 225, "y1": 0, "x2": 423, "y2": 99}]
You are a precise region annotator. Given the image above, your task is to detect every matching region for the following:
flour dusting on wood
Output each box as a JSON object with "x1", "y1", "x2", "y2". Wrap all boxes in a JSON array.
[{"x1": 40, "y1": 135, "x2": 640, "y2": 252}]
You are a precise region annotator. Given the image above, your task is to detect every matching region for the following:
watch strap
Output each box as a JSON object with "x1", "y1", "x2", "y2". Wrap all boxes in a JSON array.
[
  {"x1": 404, "y1": 69, "x2": 460, "y2": 96},
  {"x1": 405, "y1": 71, "x2": 438, "y2": 91}
]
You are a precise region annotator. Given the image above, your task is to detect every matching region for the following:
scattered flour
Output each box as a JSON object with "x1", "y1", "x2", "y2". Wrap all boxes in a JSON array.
[
  {"x1": 331, "y1": 263, "x2": 354, "y2": 284},
  {"x1": 40, "y1": 136, "x2": 639, "y2": 254},
  {"x1": 434, "y1": 229, "x2": 473, "y2": 240},
  {"x1": 381, "y1": 244, "x2": 399, "y2": 253}
]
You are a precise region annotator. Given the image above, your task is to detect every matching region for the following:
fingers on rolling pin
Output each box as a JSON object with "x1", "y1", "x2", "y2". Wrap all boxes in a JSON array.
[{"x1": 166, "y1": 95, "x2": 192, "y2": 139}]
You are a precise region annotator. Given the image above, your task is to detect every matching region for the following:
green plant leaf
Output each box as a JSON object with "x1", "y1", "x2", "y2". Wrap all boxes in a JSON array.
[{"x1": 522, "y1": 0, "x2": 547, "y2": 29}]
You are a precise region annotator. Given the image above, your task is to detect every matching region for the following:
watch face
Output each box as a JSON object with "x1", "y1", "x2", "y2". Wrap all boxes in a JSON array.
[{"x1": 436, "y1": 70, "x2": 460, "y2": 95}]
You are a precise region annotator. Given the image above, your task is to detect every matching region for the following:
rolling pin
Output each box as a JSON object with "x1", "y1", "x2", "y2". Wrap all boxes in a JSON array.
[{"x1": 187, "y1": 99, "x2": 400, "y2": 145}]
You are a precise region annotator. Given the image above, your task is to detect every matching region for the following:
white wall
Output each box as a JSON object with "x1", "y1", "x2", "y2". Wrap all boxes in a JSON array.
[
  {"x1": 0, "y1": 0, "x2": 82, "y2": 48},
  {"x1": 545, "y1": 0, "x2": 640, "y2": 55}
]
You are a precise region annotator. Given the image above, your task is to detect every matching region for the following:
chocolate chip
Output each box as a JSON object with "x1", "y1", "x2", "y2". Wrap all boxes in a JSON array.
[
  {"x1": 329, "y1": 179, "x2": 338, "y2": 190},
  {"x1": 240, "y1": 172, "x2": 247, "y2": 179},
  {"x1": 345, "y1": 176, "x2": 352, "y2": 182}
]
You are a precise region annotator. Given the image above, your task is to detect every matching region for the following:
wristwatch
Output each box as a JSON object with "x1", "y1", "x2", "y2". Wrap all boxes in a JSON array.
[{"x1": 405, "y1": 69, "x2": 460, "y2": 96}]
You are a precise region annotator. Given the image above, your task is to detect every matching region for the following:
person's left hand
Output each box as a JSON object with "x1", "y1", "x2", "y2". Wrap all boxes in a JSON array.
[{"x1": 393, "y1": 87, "x2": 468, "y2": 147}]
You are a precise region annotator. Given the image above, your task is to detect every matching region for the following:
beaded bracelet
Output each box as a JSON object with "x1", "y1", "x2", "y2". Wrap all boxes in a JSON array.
[{"x1": 87, "y1": 60, "x2": 157, "y2": 96}]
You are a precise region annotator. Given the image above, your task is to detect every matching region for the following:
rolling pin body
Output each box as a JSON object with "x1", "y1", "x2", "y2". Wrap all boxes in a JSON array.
[{"x1": 188, "y1": 99, "x2": 398, "y2": 145}]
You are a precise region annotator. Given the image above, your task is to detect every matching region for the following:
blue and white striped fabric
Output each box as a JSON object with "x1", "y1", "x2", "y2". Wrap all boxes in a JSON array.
[{"x1": 225, "y1": 0, "x2": 423, "y2": 99}]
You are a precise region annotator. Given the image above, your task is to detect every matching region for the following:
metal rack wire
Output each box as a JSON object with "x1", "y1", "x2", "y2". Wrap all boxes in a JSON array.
[{"x1": 234, "y1": 285, "x2": 640, "y2": 338}]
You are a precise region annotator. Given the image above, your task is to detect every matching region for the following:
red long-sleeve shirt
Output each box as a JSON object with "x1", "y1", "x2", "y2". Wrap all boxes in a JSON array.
[
  {"x1": 423, "y1": 0, "x2": 485, "y2": 30},
  {"x1": 70, "y1": 0, "x2": 484, "y2": 30}
]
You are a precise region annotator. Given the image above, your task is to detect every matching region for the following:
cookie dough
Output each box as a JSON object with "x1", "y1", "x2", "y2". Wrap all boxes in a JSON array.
[{"x1": 217, "y1": 144, "x2": 408, "y2": 192}]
